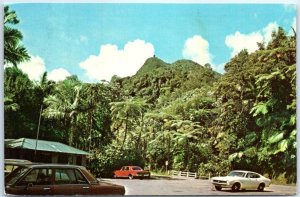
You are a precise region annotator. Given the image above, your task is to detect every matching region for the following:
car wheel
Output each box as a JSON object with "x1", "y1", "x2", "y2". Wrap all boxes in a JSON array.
[
  {"x1": 113, "y1": 174, "x2": 117, "y2": 179},
  {"x1": 257, "y1": 183, "x2": 265, "y2": 191},
  {"x1": 129, "y1": 174, "x2": 133, "y2": 180},
  {"x1": 215, "y1": 186, "x2": 222, "y2": 191},
  {"x1": 231, "y1": 183, "x2": 240, "y2": 192}
]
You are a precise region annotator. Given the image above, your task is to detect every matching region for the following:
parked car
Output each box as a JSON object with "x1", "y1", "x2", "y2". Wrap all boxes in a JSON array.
[
  {"x1": 114, "y1": 166, "x2": 150, "y2": 179},
  {"x1": 5, "y1": 163, "x2": 125, "y2": 195},
  {"x1": 5, "y1": 159, "x2": 32, "y2": 177},
  {"x1": 211, "y1": 170, "x2": 271, "y2": 192}
]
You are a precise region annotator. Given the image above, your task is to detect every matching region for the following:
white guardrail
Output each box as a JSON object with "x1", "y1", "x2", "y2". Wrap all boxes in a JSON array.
[{"x1": 171, "y1": 170, "x2": 212, "y2": 179}]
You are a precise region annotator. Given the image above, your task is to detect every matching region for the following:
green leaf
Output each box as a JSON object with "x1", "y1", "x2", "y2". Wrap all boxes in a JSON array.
[
  {"x1": 268, "y1": 132, "x2": 284, "y2": 144},
  {"x1": 289, "y1": 115, "x2": 296, "y2": 126},
  {"x1": 229, "y1": 153, "x2": 237, "y2": 161},
  {"x1": 251, "y1": 103, "x2": 268, "y2": 117},
  {"x1": 290, "y1": 129, "x2": 296, "y2": 137},
  {"x1": 278, "y1": 139, "x2": 288, "y2": 152}
]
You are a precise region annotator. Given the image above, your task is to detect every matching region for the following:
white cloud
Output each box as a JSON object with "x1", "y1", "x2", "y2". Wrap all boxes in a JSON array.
[
  {"x1": 225, "y1": 32, "x2": 263, "y2": 57},
  {"x1": 48, "y1": 68, "x2": 71, "y2": 82},
  {"x1": 18, "y1": 55, "x2": 46, "y2": 81},
  {"x1": 225, "y1": 22, "x2": 279, "y2": 57},
  {"x1": 262, "y1": 22, "x2": 279, "y2": 44},
  {"x1": 182, "y1": 35, "x2": 212, "y2": 65},
  {"x1": 80, "y1": 39, "x2": 155, "y2": 81},
  {"x1": 212, "y1": 63, "x2": 225, "y2": 74},
  {"x1": 292, "y1": 17, "x2": 296, "y2": 30}
]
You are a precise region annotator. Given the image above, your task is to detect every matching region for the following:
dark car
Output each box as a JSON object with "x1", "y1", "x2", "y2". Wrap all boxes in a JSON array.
[
  {"x1": 114, "y1": 166, "x2": 150, "y2": 179},
  {"x1": 5, "y1": 163, "x2": 125, "y2": 195},
  {"x1": 5, "y1": 159, "x2": 32, "y2": 177}
]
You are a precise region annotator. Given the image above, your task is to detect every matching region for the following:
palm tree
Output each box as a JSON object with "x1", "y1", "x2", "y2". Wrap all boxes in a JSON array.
[
  {"x1": 4, "y1": 6, "x2": 30, "y2": 66},
  {"x1": 43, "y1": 77, "x2": 82, "y2": 146},
  {"x1": 110, "y1": 98, "x2": 149, "y2": 149}
]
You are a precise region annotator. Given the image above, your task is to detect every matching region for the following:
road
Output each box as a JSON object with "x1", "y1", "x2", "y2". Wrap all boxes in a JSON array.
[{"x1": 101, "y1": 176, "x2": 296, "y2": 195}]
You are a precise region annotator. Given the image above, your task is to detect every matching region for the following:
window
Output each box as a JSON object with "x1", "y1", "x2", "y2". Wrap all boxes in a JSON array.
[
  {"x1": 17, "y1": 168, "x2": 52, "y2": 186},
  {"x1": 132, "y1": 167, "x2": 142, "y2": 170},
  {"x1": 228, "y1": 171, "x2": 246, "y2": 177},
  {"x1": 75, "y1": 169, "x2": 88, "y2": 184},
  {"x1": 55, "y1": 168, "x2": 87, "y2": 185},
  {"x1": 247, "y1": 173, "x2": 260, "y2": 178}
]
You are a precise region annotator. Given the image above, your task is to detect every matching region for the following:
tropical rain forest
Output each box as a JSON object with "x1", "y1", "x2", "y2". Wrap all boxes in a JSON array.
[{"x1": 4, "y1": 6, "x2": 297, "y2": 183}]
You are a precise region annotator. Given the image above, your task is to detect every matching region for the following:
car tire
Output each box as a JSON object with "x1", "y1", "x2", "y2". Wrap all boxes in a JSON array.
[
  {"x1": 113, "y1": 174, "x2": 117, "y2": 179},
  {"x1": 257, "y1": 183, "x2": 265, "y2": 191},
  {"x1": 215, "y1": 186, "x2": 222, "y2": 191},
  {"x1": 129, "y1": 174, "x2": 133, "y2": 180},
  {"x1": 231, "y1": 183, "x2": 240, "y2": 192}
]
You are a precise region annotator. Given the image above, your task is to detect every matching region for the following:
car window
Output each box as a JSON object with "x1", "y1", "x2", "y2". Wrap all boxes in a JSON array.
[
  {"x1": 7, "y1": 167, "x2": 29, "y2": 185},
  {"x1": 55, "y1": 169, "x2": 87, "y2": 185},
  {"x1": 17, "y1": 168, "x2": 52, "y2": 186},
  {"x1": 247, "y1": 173, "x2": 260, "y2": 178},
  {"x1": 125, "y1": 167, "x2": 129, "y2": 170},
  {"x1": 74, "y1": 169, "x2": 88, "y2": 184},
  {"x1": 228, "y1": 171, "x2": 246, "y2": 177},
  {"x1": 5, "y1": 165, "x2": 16, "y2": 173},
  {"x1": 132, "y1": 167, "x2": 142, "y2": 170}
]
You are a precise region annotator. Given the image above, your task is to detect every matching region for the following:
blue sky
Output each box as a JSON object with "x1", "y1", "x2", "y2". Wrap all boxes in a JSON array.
[{"x1": 8, "y1": 3, "x2": 296, "y2": 82}]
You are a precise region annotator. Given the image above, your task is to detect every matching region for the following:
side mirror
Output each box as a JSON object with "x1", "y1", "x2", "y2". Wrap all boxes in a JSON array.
[{"x1": 25, "y1": 183, "x2": 33, "y2": 190}]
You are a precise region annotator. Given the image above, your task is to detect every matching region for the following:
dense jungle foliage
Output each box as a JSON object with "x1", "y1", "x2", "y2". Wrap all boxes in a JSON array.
[{"x1": 4, "y1": 6, "x2": 296, "y2": 183}]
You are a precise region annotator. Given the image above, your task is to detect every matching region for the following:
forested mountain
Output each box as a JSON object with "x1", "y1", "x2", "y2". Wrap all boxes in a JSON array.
[{"x1": 4, "y1": 26, "x2": 296, "y2": 183}]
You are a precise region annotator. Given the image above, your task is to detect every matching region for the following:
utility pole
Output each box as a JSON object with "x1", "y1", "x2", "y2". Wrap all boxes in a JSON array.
[{"x1": 34, "y1": 104, "x2": 43, "y2": 162}]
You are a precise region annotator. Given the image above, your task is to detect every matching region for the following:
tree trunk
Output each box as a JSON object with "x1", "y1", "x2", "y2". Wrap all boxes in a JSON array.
[{"x1": 121, "y1": 112, "x2": 129, "y2": 149}]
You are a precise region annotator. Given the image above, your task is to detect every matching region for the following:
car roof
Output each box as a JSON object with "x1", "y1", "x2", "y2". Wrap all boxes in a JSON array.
[
  {"x1": 5, "y1": 159, "x2": 32, "y2": 165},
  {"x1": 124, "y1": 166, "x2": 141, "y2": 167},
  {"x1": 231, "y1": 170, "x2": 260, "y2": 174},
  {"x1": 20, "y1": 163, "x2": 86, "y2": 169}
]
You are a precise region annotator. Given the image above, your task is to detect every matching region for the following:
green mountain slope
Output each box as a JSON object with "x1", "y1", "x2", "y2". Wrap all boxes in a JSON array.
[{"x1": 116, "y1": 57, "x2": 221, "y2": 104}]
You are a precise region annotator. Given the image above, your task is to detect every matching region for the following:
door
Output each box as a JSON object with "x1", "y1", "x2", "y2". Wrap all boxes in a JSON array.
[
  {"x1": 52, "y1": 168, "x2": 90, "y2": 195},
  {"x1": 11, "y1": 168, "x2": 53, "y2": 195},
  {"x1": 245, "y1": 173, "x2": 260, "y2": 189},
  {"x1": 118, "y1": 166, "x2": 129, "y2": 177}
]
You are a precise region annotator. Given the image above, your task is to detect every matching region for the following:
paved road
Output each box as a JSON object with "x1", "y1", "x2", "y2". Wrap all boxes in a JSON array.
[{"x1": 101, "y1": 176, "x2": 296, "y2": 195}]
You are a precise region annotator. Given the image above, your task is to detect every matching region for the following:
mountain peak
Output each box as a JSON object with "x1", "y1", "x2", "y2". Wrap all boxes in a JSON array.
[{"x1": 136, "y1": 56, "x2": 169, "y2": 75}]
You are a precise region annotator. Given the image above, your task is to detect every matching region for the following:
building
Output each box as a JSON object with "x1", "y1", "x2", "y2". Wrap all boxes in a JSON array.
[{"x1": 5, "y1": 138, "x2": 89, "y2": 166}]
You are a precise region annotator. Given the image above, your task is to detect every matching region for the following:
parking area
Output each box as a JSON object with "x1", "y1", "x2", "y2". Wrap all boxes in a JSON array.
[{"x1": 101, "y1": 176, "x2": 297, "y2": 195}]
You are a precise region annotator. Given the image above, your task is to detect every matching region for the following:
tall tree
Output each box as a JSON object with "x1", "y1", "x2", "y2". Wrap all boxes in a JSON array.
[
  {"x1": 43, "y1": 76, "x2": 82, "y2": 146},
  {"x1": 4, "y1": 6, "x2": 30, "y2": 66}
]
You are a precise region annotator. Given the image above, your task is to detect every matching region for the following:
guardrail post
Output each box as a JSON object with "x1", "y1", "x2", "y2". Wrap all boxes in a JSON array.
[
  {"x1": 187, "y1": 172, "x2": 189, "y2": 177},
  {"x1": 208, "y1": 173, "x2": 211, "y2": 180}
]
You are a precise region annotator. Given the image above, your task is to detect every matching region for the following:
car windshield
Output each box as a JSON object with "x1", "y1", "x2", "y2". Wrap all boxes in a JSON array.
[
  {"x1": 6, "y1": 166, "x2": 29, "y2": 185},
  {"x1": 132, "y1": 167, "x2": 142, "y2": 170},
  {"x1": 227, "y1": 171, "x2": 246, "y2": 177}
]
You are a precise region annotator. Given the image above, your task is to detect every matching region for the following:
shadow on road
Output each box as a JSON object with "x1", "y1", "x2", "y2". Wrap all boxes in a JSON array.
[{"x1": 217, "y1": 189, "x2": 273, "y2": 193}]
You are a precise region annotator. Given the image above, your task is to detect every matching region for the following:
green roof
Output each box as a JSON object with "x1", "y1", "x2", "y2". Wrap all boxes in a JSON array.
[{"x1": 5, "y1": 138, "x2": 89, "y2": 156}]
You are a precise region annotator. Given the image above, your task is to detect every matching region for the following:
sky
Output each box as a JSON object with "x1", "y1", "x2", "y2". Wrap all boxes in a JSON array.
[{"x1": 7, "y1": 3, "x2": 297, "y2": 83}]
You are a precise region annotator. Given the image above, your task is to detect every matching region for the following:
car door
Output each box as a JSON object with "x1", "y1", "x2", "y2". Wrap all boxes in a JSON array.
[
  {"x1": 118, "y1": 167, "x2": 126, "y2": 177},
  {"x1": 12, "y1": 168, "x2": 53, "y2": 195},
  {"x1": 120, "y1": 166, "x2": 129, "y2": 177},
  {"x1": 245, "y1": 173, "x2": 259, "y2": 189},
  {"x1": 52, "y1": 168, "x2": 90, "y2": 195}
]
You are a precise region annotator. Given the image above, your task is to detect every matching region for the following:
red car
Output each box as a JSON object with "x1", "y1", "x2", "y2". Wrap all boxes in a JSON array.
[{"x1": 114, "y1": 166, "x2": 150, "y2": 179}]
